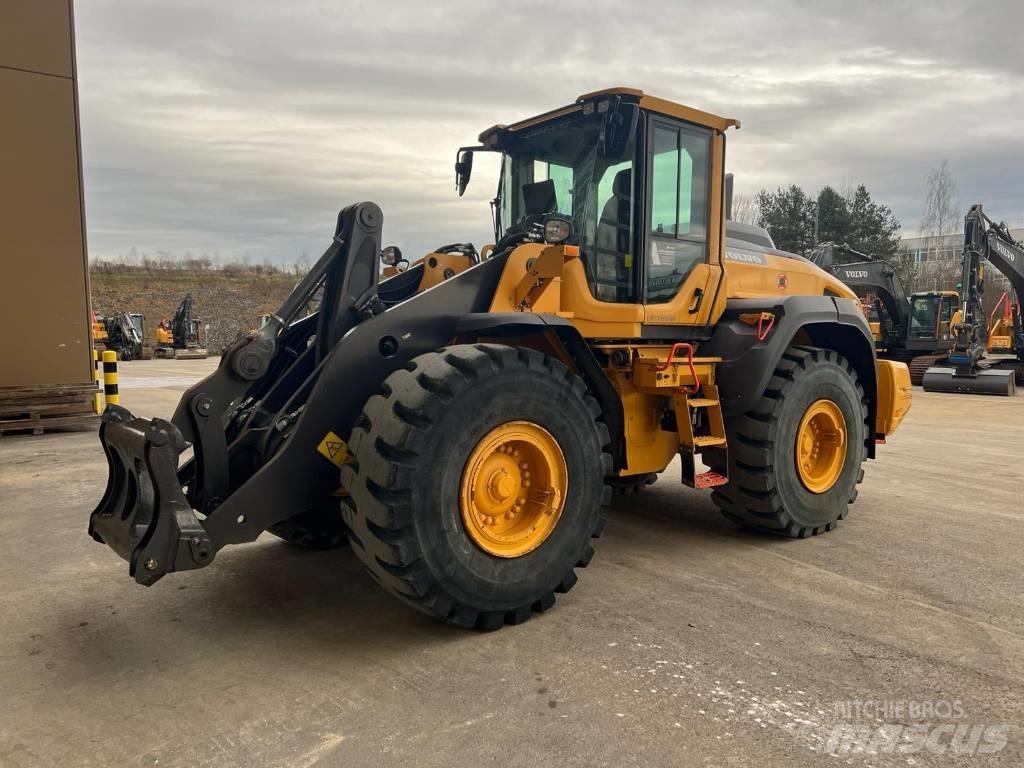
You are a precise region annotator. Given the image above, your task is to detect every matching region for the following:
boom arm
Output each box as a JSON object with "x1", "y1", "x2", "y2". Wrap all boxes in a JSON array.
[
  {"x1": 809, "y1": 242, "x2": 911, "y2": 343},
  {"x1": 171, "y1": 294, "x2": 196, "y2": 348}
]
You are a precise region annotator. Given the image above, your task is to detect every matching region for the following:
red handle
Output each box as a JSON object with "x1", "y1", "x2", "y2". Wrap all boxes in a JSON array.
[{"x1": 655, "y1": 342, "x2": 700, "y2": 395}]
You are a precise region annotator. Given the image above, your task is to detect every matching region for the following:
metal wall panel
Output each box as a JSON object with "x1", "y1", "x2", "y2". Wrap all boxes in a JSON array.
[
  {"x1": 0, "y1": 0, "x2": 91, "y2": 387},
  {"x1": 0, "y1": 0, "x2": 74, "y2": 77}
]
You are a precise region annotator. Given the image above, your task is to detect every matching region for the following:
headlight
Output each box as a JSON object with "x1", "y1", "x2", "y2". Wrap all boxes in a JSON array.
[
  {"x1": 380, "y1": 245, "x2": 402, "y2": 266},
  {"x1": 544, "y1": 218, "x2": 572, "y2": 244}
]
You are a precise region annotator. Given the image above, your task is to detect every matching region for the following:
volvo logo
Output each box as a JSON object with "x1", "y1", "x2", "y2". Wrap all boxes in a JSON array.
[
  {"x1": 844, "y1": 270, "x2": 869, "y2": 279},
  {"x1": 725, "y1": 250, "x2": 766, "y2": 265},
  {"x1": 992, "y1": 239, "x2": 1016, "y2": 263}
]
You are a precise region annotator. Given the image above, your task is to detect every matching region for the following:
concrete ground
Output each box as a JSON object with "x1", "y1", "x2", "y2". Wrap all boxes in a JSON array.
[{"x1": 1, "y1": 358, "x2": 1021, "y2": 767}]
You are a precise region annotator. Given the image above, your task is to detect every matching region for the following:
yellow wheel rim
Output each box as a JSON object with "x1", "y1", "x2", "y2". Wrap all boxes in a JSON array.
[
  {"x1": 460, "y1": 421, "x2": 567, "y2": 558},
  {"x1": 795, "y1": 399, "x2": 847, "y2": 494}
]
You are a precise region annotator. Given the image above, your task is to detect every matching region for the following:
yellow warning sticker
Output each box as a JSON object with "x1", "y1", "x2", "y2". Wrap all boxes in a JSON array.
[{"x1": 317, "y1": 431, "x2": 351, "y2": 468}]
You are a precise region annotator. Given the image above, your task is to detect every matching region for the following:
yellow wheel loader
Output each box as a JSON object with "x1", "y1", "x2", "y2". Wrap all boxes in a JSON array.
[{"x1": 90, "y1": 89, "x2": 911, "y2": 629}]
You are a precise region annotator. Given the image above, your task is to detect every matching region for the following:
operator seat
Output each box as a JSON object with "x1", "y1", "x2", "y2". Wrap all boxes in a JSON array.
[{"x1": 595, "y1": 169, "x2": 632, "y2": 300}]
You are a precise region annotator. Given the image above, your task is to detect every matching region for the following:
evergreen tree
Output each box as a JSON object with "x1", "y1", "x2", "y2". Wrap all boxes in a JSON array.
[
  {"x1": 755, "y1": 185, "x2": 817, "y2": 255},
  {"x1": 815, "y1": 185, "x2": 852, "y2": 245}
]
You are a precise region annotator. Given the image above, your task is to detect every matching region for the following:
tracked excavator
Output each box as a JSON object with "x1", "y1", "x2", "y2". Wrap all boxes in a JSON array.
[
  {"x1": 88, "y1": 89, "x2": 911, "y2": 629},
  {"x1": 923, "y1": 204, "x2": 1024, "y2": 395},
  {"x1": 102, "y1": 311, "x2": 147, "y2": 361},
  {"x1": 809, "y1": 242, "x2": 960, "y2": 385},
  {"x1": 154, "y1": 294, "x2": 208, "y2": 360}
]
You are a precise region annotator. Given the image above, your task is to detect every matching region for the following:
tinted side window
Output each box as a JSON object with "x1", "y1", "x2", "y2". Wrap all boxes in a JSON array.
[{"x1": 647, "y1": 122, "x2": 711, "y2": 303}]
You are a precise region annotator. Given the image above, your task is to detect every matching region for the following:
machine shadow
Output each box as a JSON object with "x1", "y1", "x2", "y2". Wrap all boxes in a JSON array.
[
  {"x1": 54, "y1": 541, "x2": 463, "y2": 678},
  {"x1": 604, "y1": 479, "x2": 782, "y2": 545},
  {"x1": 55, "y1": 481, "x2": 798, "y2": 680}
]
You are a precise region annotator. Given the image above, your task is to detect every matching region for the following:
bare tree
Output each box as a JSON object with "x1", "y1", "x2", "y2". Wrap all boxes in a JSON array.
[
  {"x1": 920, "y1": 160, "x2": 960, "y2": 239},
  {"x1": 917, "y1": 160, "x2": 961, "y2": 292},
  {"x1": 730, "y1": 192, "x2": 760, "y2": 225}
]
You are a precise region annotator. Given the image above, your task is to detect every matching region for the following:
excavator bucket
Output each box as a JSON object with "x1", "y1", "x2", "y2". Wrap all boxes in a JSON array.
[{"x1": 921, "y1": 365, "x2": 1016, "y2": 396}]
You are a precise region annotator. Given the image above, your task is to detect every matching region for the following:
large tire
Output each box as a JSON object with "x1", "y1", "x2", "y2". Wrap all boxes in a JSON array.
[
  {"x1": 341, "y1": 343, "x2": 612, "y2": 629},
  {"x1": 268, "y1": 505, "x2": 349, "y2": 550},
  {"x1": 710, "y1": 346, "x2": 868, "y2": 538}
]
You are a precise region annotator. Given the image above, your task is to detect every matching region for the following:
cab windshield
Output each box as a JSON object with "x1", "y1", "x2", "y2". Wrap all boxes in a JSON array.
[
  {"x1": 910, "y1": 295, "x2": 939, "y2": 338},
  {"x1": 495, "y1": 109, "x2": 636, "y2": 302}
]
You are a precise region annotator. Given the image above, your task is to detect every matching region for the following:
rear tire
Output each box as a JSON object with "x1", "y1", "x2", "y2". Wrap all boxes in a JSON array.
[
  {"x1": 710, "y1": 346, "x2": 868, "y2": 537},
  {"x1": 342, "y1": 343, "x2": 612, "y2": 629}
]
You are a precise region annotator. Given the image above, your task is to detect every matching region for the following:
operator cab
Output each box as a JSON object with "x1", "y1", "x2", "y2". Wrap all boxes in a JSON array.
[
  {"x1": 465, "y1": 89, "x2": 737, "y2": 311},
  {"x1": 909, "y1": 291, "x2": 958, "y2": 342}
]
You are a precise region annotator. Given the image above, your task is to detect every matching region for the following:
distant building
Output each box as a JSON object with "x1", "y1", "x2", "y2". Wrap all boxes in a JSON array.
[{"x1": 899, "y1": 228, "x2": 1024, "y2": 296}]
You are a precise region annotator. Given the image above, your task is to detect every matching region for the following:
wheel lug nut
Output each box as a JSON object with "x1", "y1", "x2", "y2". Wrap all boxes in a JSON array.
[
  {"x1": 517, "y1": 497, "x2": 526, "y2": 506},
  {"x1": 523, "y1": 480, "x2": 531, "y2": 488},
  {"x1": 520, "y1": 462, "x2": 528, "y2": 470}
]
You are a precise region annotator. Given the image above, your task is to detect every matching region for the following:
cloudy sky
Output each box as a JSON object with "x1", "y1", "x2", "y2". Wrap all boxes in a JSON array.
[{"x1": 76, "y1": 0, "x2": 1024, "y2": 264}]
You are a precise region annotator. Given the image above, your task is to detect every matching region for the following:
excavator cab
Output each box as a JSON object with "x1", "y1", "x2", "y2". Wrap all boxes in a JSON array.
[{"x1": 909, "y1": 291, "x2": 959, "y2": 343}]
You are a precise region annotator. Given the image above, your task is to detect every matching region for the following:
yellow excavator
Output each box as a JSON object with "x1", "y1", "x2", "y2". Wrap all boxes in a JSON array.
[
  {"x1": 154, "y1": 294, "x2": 207, "y2": 360},
  {"x1": 89, "y1": 89, "x2": 910, "y2": 629}
]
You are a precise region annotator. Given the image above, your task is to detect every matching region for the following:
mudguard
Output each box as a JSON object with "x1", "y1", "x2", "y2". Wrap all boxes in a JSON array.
[
  {"x1": 701, "y1": 295, "x2": 879, "y2": 455},
  {"x1": 455, "y1": 312, "x2": 627, "y2": 471}
]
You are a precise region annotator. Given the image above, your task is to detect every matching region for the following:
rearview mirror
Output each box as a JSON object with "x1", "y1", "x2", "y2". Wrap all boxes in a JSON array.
[
  {"x1": 602, "y1": 100, "x2": 639, "y2": 161},
  {"x1": 455, "y1": 148, "x2": 474, "y2": 197}
]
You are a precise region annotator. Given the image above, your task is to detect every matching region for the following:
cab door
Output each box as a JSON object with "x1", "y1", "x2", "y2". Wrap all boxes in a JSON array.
[
  {"x1": 937, "y1": 294, "x2": 956, "y2": 340},
  {"x1": 641, "y1": 118, "x2": 725, "y2": 330}
]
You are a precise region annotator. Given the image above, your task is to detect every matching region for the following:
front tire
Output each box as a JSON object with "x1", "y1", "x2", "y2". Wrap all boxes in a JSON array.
[
  {"x1": 710, "y1": 346, "x2": 868, "y2": 537},
  {"x1": 342, "y1": 344, "x2": 611, "y2": 629}
]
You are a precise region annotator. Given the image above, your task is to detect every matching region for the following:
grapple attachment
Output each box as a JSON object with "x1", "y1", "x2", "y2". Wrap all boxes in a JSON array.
[{"x1": 89, "y1": 405, "x2": 214, "y2": 585}]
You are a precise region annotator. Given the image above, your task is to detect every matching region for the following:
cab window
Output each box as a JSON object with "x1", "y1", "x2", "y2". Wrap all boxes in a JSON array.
[
  {"x1": 647, "y1": 122, "x2": 711, "y2": 303},
  {"x1": 592, "y1": 159, "x2": 635, "y2": 302},
  {"x1": 940, "y1": 297, "x2": 954, "y2": 322},
  {"x1": 533, "y1": 161, "x2": 574, "y2": 216}
]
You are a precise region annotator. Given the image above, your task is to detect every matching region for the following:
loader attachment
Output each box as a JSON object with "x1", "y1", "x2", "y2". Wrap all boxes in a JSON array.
[{"x1": 89, "y1": 405, "x2": 213, "y2": 585}]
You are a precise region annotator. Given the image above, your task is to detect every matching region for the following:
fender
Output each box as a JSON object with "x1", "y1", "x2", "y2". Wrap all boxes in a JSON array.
[
  {"x1": 701, "y1": 295, "x2": 878, "y2": 457},
  {"x1": 456, "y1": 312, "x2": 627, "y2": 471}
]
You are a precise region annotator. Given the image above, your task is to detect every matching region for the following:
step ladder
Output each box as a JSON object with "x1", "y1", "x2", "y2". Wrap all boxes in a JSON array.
[{"x1": 673, "y1": 383, "x2": 729, "y2": 489}]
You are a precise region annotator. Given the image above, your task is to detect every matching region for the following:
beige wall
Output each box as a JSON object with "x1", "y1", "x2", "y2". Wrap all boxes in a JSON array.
[{"x1": 0, "y1": 0, "x2": 91, "y2": 388}]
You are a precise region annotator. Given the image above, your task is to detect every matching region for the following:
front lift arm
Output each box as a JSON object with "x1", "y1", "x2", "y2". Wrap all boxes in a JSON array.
[{"x1": 90, "y1": 203, "x2": 509, "y2": 585}]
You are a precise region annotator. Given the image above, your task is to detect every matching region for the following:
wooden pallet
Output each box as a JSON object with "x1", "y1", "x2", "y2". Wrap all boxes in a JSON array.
[{"x1": 0, "y1": 383, "x2": 101, "y2": 437}]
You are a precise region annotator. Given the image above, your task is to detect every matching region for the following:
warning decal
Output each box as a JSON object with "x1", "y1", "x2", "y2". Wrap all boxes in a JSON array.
[{"x1": 317, "y1": 431, "x2": 351, "y2": 468}]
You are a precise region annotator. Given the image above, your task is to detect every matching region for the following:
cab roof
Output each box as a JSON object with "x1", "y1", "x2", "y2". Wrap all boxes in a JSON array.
[{"x1": 478, "y1": 87, "x2": 740, "y2": 144}]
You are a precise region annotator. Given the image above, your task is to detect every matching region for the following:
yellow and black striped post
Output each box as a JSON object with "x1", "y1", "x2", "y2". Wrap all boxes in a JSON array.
[
  {"x1": 102, "y1": 350, "x2": 120, "y2": 406},
  {"x1": 93, "y1": 349, "x2": 104, "y2": 413}
]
